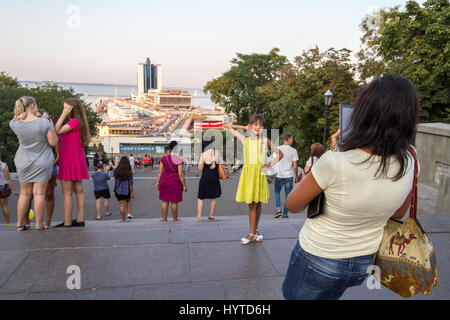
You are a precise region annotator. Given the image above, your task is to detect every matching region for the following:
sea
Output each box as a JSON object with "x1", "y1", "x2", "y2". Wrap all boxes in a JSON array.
[{"x1": 19, "y1": 81, "x2": 216, "y2": 111}]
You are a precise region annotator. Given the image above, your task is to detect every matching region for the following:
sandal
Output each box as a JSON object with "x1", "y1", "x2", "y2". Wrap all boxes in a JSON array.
[
  {"x1": 240, "y1": 233, "x2": 257, "y2": 245},
  {"x1": 96, "y1": 216, "x2": 102, "y2": 220},
  {"x1": 255, "y1": 230, "x2": 263, "y2": 242},
  {"x1": 16, "y1": 225, "x2": 25, "y2": 232},
  {"x1": 208, "y1": 216, "x2": 214, "y2": 220}
]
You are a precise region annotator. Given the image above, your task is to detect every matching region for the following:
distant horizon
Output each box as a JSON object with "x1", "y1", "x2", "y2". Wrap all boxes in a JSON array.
[{"x1": 19, "y1": 80, "x2": 207, "y2": 91}]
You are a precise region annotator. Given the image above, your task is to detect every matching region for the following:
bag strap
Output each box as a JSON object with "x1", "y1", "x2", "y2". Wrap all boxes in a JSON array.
[
  {"x1": 165, "y1": 155, "x2": 178, "y2": 175},
  {"x1": 304, "y1": 157, "x2": 314, "y2": 174},
  {"x1": 407, "y1": 146, "x2": 419, "y2": 220}
]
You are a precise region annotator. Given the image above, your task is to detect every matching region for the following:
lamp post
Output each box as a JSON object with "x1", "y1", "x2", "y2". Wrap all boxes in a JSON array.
[{"x1": 322, "y1": 90, "x2": 333, "y2": 146}]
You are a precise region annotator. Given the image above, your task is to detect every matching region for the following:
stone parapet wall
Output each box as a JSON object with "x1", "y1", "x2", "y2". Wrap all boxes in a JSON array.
[{"x1": 415, "y1": 123, "x2": 450, "y2": 214}]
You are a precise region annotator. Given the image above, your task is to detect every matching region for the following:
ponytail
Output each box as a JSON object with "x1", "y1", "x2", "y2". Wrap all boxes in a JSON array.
[{"x1": 14, "y1": 96, "x2": 36, "y2": 116}]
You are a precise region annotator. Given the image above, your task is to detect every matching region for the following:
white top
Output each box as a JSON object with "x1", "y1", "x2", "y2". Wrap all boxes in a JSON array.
[
  {"x1": 201, "y1": 148, "x2": 223, "y2": 164},
  {"x1": 305, "y1": 156, "x2": 318, "y2": 169},
  {"x1": 275, "y1": 145, "x2": 299, "y2": 178},
  {"x1": 129, "y1": 156, "x2": 135, "y2": 166},
  {"x1": 0, "y1": 162, "x2": 7, "y2": 185},
  {"x1": 299, "y1": 149, "x2": 416, "y2": 259}
]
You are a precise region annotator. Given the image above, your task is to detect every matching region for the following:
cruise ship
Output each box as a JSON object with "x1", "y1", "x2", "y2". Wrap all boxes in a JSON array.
[{"x1": 106, "y1": 103, "x2": 139, "y2": 121}]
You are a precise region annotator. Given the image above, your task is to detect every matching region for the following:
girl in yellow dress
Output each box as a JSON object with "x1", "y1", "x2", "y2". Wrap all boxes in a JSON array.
[{"x1": 225, "y1": 114, "x2": 283, "y2": 245}]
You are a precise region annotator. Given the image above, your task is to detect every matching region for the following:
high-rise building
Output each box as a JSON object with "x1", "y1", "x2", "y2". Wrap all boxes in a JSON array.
[
  {"x1": 137, "y1": 57, "x2": 163, "y2": 94},
  {"x1": 145, "y1": 57, "x2": 151, "y2": 92},
  {"x1": 156, "y1": 64, "x2": 163, "y2": 90},
  {"x1": 137, "y1": 63, "x2": 145, "y2": 95},
  {"x1": 151, "y1": 64, "x2": 157, "y2": 89}
]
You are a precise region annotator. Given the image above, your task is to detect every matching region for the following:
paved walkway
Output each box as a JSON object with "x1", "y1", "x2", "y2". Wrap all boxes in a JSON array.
[{"x1": 0, "y1": 214, "x2": 448, "y2": 300}]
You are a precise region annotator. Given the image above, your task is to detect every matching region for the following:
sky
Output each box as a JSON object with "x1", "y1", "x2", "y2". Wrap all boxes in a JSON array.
[{"x1": 0, "y1": 0, "x2": 426, "y2": 88}]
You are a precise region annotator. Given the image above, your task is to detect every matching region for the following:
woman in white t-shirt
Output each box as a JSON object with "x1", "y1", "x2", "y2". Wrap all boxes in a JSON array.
[{"x1": 282, "y1": 74, "x2": 419, "y2": 300}]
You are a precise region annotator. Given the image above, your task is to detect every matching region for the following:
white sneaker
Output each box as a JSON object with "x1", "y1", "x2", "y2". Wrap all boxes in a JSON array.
[{"x1": 127, "y1": 214, "x2": 133, "y2": 219}]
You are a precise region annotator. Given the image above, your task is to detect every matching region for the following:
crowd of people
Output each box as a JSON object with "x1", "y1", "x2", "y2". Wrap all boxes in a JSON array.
[{"x1": 0, "y1": 74, "x2": 421, "y2": 300}]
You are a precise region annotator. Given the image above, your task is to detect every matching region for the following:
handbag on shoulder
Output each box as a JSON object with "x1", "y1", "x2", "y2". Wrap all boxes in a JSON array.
[
  {"x1": 218, "y1": 164, "x2": 228, "y2": 179},
  {"x1": 375, "y1": 146, "x2": 438, "y2": 298},
  {"x1": 212, "y1": 149, "x2": 228, "y2": 179}
]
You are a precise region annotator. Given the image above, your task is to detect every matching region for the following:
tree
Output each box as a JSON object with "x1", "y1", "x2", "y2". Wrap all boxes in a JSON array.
[
  {"x1": 0, "y1": 72, "x2": 20, "y2": 89},
  {"x1": 358, "y1": 0, "x2": 450, "y2": 123},
  {"x1": 0, "y1": 73, "x2": 101, "y2": 170},
  {"x1": 204, "y1": 48, "x2": 289, "y2": 128},
  {"x1": 260, "y1": 47, "x2": 360, "y2": 163}
]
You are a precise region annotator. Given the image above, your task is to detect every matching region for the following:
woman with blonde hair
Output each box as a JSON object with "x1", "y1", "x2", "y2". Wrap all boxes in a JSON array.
[
  {"x1": 54, "y1": 98, "x2": 90, "y2": 227},
  {"x1": 9, "y1": 96, "x2": 59, "y2": 231}
]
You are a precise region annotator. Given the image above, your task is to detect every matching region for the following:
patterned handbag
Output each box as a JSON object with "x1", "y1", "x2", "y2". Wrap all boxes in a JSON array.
[{"x1": 375, "y1": 147, "x2": 438, "y2": 298}]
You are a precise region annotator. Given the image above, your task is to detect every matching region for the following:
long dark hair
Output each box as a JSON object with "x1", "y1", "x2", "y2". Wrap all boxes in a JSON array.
[
  {"x1": 114, "y1": 156, "x2": 132, "y2": 181},
  {"x1": 64, "y1": 98, "x2": 91, "y2": 147},
  {"x1": 342, "y1": 74, "x2": 418, "y2": 181}
]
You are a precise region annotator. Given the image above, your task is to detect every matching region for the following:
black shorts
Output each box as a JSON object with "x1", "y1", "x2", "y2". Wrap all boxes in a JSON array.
[
  {"x1": 115, "y1": 192, "x2": 131, "y2": 201},
  {"x1": 94, "y1": 189, "x2": 111, "y2": 199}
]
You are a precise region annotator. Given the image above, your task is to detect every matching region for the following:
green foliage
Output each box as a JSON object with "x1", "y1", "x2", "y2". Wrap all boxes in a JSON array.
[
  {"x1": 358, "y1": 0, "x2": 450, "y2": 123},
  {"x1": 203, "y1": 47, "x2": 359, "y2": 162},
  {"x1": 0, "y1": 72, "x2": 20, "y2": 89},
  {"x1": 261, "y1": 47, "x2": 360, "y2": 163},
  {"x1": 0, "y1": 75, "x2": 101, "y2": 170},
  {"x1": 204, "y1": 48, "x2": 289, "y2": 128}
]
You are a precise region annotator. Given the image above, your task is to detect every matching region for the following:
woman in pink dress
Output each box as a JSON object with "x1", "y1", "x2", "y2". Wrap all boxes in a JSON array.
[
  {"x1": 155, "y1": 141, "x2": 187, "y2": 222},
  {"x1": 54, "y1": 98, "x2": 90, "y2": 227}
]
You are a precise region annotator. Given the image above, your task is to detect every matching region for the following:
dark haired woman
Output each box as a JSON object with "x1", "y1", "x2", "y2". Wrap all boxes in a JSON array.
[
  {"x1": 54, "y1": 99, "x2": 90, "y2": 227},
  {"x1": 155, "y1": 141, "x2": 187, "y2": 222},
  {"x1": 282, "y1": 74, "x2": 419, "y2": 300},
  {"x1": 197, "y1": 139, "x2": 223, "y2": 221},
  {"x1": 114, "y1": 156, "x2": 134, "y2": 221}
]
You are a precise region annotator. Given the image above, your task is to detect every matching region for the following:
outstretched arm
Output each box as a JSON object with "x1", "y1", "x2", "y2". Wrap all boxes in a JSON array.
[{"x1": 224, "y1": 124, "x2": 247, "y2": 145}]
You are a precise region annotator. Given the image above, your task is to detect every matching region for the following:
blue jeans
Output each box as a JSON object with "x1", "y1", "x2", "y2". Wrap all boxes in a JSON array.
[
  {"x1": 282, "y1": 241, "x2": 375, "y2": 300},
  {"x1": 274, "y1": 177, "x2": 293, "y2": 216}
]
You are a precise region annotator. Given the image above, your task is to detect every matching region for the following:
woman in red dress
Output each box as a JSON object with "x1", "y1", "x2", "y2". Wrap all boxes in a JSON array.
[
  {"x1": 54, "y1": 98, "x2": 90, "y2": 227},
  {"x1": 155, "y1": 141, "x2": 187, "y2": 222}
]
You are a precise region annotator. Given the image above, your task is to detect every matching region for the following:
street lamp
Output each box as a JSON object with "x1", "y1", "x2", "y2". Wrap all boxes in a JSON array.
[{"x1": 323, "y1": 90, "x2": 333, "y2": 146}]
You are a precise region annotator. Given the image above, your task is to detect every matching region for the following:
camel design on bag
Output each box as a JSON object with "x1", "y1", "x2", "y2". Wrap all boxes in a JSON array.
[{"x1": 389, "y1": 232, "x2": 417, "y2": 256}]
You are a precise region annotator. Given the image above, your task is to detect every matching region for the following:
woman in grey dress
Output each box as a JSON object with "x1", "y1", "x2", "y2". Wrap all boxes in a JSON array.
[{"x1": 9, "y1": 96, "x2": 59, "y2": 231}]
